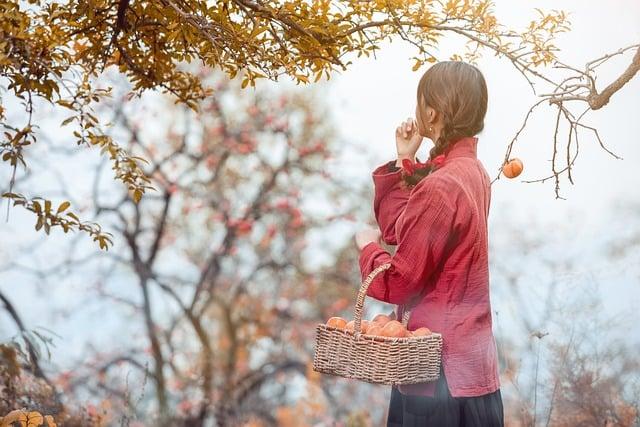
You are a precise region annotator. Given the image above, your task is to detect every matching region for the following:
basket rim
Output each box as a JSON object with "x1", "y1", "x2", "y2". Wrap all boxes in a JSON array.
[{"x1": 317, "y1": 323, "x2": 442, "y2": 340}]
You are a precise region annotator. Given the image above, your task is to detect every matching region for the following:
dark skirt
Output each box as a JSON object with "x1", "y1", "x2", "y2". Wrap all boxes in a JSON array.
[{"x1": 386, "y1": 365, "x2": 504, "y2": 427}]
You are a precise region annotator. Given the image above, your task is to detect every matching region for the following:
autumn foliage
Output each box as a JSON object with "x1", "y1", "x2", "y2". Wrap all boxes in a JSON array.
[{"x1": 1, "y1": 0, "x2": 574, "y2": 245}]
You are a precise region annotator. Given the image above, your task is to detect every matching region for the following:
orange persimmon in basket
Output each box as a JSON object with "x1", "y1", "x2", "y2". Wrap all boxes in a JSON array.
[
  {"x1": 326, "y1": 317, "x2": 347, "y2": 329},
  {"x1": 372, "y1": 313, "x2": 392, "y2": 327},
  {"x1": 345, "y1": 319, "x2": 370, "y2": 332},
  {"x1": 411, "y1": 327, "x2": 432, "y2": 337},
  {"x1": 365, "y1": 323, "x2": 383, "y2": 336},
  {"x1": 381, "y1": 320, "x2": 407, "y2": 338}
]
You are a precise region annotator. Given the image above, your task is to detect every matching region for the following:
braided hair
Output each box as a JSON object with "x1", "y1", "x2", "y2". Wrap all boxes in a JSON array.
[{"x1": 402, "y1": 61, "x2": 488, "y2": 188}]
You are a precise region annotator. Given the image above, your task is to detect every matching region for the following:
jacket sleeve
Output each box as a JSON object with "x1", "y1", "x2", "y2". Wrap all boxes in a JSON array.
[
  {"x1": 358, "y1": 177, "x2": 458, "y2": 305},
  {"x1": 371, "y1": 160, "x2": 411, "y2": 245}
]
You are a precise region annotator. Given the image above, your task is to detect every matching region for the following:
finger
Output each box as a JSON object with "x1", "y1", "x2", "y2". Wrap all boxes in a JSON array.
[{"x1": 408, "y1": 120, "x2": 415, "y2": 134}]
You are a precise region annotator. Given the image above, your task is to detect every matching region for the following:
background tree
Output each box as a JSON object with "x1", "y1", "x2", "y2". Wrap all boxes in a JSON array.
[
  {"x1": 489, "y1": 201, "x2": 640, "y2": 427},
  {"x1": 0, "y1": 68, "x2": 396, "y2": 426}
]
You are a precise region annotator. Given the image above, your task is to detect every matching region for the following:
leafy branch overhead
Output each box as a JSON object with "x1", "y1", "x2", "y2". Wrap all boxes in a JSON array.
[
  {"x1": 1, "y1": 192, "x2": 114, "y2": 250},
  {"x1": 1, "y1": 0, "x2": 638, "y2": 246}
]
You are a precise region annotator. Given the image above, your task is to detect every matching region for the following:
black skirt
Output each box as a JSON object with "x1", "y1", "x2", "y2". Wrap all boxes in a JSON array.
[{"x1": 386, "y1": 365, "x2": 504, "y2": 427}]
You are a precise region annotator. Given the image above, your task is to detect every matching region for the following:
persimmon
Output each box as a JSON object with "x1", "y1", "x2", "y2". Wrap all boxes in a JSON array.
[
  {"x1": 345, "y1": 320, "x2": 354, "y2": 330},
  {"x1": 345, "y1": 319, "x2": 370, "y2": 332},
  {"x1": 326, "y1": 317, "x2": 347, "y2": 329},
  {"x1": 372, "y1": 314, "x2": 391, "y2": 326},
  {"x1": 502, "y1": 158, "x2": 523, "y2": 179},
  {"x1": 381, "y1": 320, "x2": 406, "y2": 338},
  {"x1": 365, "y1": 324, "x2": 383, "y2": 336},
  {"x1": 411, "y1": 327, "x2": 432, "y2": 337}
]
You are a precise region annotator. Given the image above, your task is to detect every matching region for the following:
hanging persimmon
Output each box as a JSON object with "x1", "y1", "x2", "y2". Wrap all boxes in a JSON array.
[{"x1": 502, "y1": 158, "x2": 524, "y2": 178}]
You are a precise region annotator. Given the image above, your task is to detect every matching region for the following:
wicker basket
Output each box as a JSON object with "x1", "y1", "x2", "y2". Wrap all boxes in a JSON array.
[{"x1": 312, "y1": 262, "x2": 443, "y2": 385}]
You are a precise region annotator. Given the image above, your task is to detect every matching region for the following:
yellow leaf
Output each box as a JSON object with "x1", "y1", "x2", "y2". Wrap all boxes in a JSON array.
[
  {"x1": 250, "y1": 26, "x2": 269, "y2": 39},
  {"x1": 57, "y1": 201, "x2": 70, "y2": 213},
  {"x1": 1, "y1": 409, "x2": 28, "y2": 426},
  {"x1": 26, "y1": 411, "x2": 44, "y2": 427},
  {"x1": 133, "y1": 189, "x2": 143, "y2": 203}
]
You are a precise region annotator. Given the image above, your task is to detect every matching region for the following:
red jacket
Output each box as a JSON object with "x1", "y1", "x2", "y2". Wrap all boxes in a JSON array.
[{"x1": 358, "y1": 136, "x2": 500, "y2": 397}]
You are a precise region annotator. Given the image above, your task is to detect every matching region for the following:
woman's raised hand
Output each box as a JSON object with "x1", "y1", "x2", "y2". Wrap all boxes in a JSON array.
[
  {"x1": 395, "y1": 117, "x2": 423, "y2": 159},
  {"x1": 354, "y1": 227, "x2": 382, "y2": 251}
]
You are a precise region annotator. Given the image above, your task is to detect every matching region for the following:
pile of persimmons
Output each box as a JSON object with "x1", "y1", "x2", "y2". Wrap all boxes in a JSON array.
[{"x1": 325, "y1": 313, "x2": 432, "y2": 338}]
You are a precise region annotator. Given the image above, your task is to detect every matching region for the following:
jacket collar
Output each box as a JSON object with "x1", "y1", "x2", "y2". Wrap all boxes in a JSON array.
[{"x1": 442, "y1": 136, "x2": 478, "y2": 159}]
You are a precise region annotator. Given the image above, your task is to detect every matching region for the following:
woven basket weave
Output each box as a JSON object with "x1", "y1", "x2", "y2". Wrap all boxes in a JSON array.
[{"x1": 312, "y1": 262, "x2": 443, "y2": 385}]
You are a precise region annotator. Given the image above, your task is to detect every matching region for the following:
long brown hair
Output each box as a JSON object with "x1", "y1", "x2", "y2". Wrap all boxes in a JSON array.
[
  {"x1": 418, "y1": 60, "x2": 488, "y2": 159},
  {"x1": 403, "y1": 61, "x2": 487, "y2": 187}
]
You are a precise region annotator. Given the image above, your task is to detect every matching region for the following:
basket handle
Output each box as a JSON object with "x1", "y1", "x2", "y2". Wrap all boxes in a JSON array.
[
  {"x1": 401, "y1": 308, "x2": 411, "y2": 326},
  {"x1": 353, "y1": 262, "x2": 392, "y2": 337}
]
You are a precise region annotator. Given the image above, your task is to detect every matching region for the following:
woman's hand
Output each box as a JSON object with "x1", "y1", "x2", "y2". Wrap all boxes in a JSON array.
[
  {"x1": 354, "y1": 227, "x2": 382, "y2": 251},
  {"x1": 396, "y1": 117, "x2": 424, "y2": 160}
]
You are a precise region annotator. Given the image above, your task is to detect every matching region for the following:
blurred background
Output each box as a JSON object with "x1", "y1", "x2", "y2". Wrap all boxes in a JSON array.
[{"x1": 1, "y1": 0, "x2": 639, "y2": 426}]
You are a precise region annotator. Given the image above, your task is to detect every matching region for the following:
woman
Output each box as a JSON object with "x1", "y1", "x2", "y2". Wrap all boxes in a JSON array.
[{"x1": 354, "y1": 61, "x2": 503, "y2": 426}]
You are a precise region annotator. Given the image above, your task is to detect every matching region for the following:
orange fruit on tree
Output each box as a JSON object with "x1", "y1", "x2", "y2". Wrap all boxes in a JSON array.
[
  {"x1": 326, "y1": 317, "x2": 347, "y2": 329},
  {"x1": 502, "y1": 158, "x2": 523, "y2": 179},
  {"x1": 381, "y1": 320, "x2": 406, "y2": 338},
  {"x1": 411, "y1": 327, "x2": 432, "y2": 337}
]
